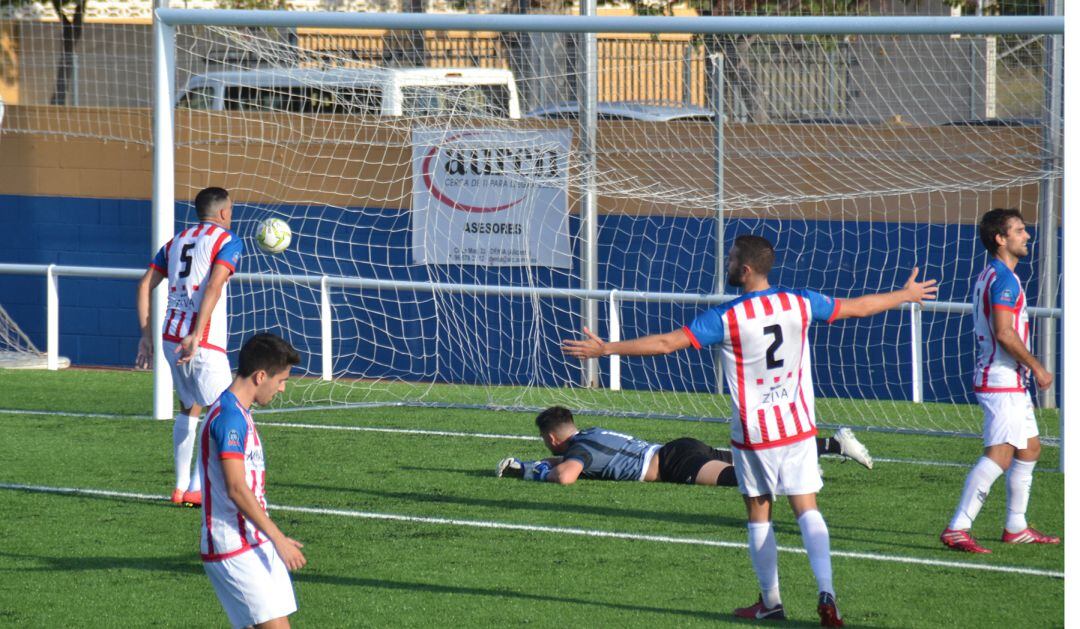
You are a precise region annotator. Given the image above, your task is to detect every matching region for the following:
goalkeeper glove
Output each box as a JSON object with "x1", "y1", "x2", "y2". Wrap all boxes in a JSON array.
[
  {"x1": 495, "y1": 457, "x2": 524, "y2": 478},
  {"x1": 522, "y1": 460, "x2": 552, "y2": 482}
]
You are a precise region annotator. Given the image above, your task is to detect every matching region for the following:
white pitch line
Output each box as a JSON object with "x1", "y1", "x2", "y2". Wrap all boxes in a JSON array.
[
  {"x1": 0, "y1": 482, "x2": 1062, "y2": 580},
  {"x1": 0, "y1": 409, "x2": 1063, "y2": 470}
]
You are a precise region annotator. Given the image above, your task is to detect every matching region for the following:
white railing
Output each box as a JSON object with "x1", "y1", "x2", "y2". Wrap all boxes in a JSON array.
[{"x1": 0, "y1": 262, "x2": 1063, "y2": 403}]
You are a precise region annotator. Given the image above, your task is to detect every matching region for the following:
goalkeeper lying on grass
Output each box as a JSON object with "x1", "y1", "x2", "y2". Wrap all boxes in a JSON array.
[{"x1": 496, "y1": 406, "x2": 872, "y2": 486}]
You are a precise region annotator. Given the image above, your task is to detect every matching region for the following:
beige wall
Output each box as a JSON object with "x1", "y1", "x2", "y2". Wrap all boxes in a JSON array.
[{"x1": 0, "y1": 105, "x2": 1043, "y2": 225}]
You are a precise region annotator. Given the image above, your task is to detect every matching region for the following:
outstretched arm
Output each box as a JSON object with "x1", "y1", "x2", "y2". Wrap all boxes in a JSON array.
[
  {"x1": 833, "y1": 267, "x2": 938, "y2": 321},
  {"x1": 562, "y1": 327, "x2": 692, "y2": 360}
]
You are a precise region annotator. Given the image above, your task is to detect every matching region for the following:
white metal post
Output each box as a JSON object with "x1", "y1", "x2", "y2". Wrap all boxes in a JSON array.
[
  {"x1": 320, "y1": 275, "x2": 333, "y2": 381},
  {"x1": 909, "y1": 302, "x2": 923, "y2": 403},
  {"x1": 608, "y1": 290, "x2": 620, "y2": 391},
  {"x1": 578, "y1": 0, "x2": 599, "y2": 388},
  {"x1": 711, "y1": 53, "x2": 725, "y2": 393},
  {"x1": 152, "y1": 3, "x2": 176, "y2": 420},
  {"x1": 46, "y1": 264, "x2": 58, "y2": 371},
  {"x1": 1038, "y1": 0, "x2": 1062, "y2": 411}
]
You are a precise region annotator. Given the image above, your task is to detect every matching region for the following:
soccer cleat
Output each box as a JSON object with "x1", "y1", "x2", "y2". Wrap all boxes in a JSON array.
[
  {"x1": 1001, "y1": 526, "x2": 1060, "y2": 544},
  {"x1": 170, "y1": 489, "x2": 185, "y2": 504},
  {"x1": 733, "y1": 596, "x2": 786, "y2": 621},
  {"x1": 180, "y1": 490, "x2": 202, "y2": 507},
  {"x1": 940, "y1": 528, "x2": 991, "y2": 553},
  {"x1": 833, "y1": 428, "x2": 873, "y2": 470},
  {"x1": 495, "y1": 457, "x2": 524, "y2": 479},
  {"x1": 817, "y1": 592, "x2": 844, "y2": 627}
]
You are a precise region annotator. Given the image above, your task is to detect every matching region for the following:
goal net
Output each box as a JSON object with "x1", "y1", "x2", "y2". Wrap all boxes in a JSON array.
[
  {"x1": 0, "y1": 304, "x2": 70, "y2": 369},
  {"x1": 0, "y1": 10, "x2": 1061, "y2": 436},
  {"x1": 163, "y1": 19, "x2": 1060, "y2": 436}
]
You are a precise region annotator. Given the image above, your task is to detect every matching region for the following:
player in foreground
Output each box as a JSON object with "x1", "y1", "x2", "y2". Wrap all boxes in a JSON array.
[
  {"x1": 563, "y1": 234, "x2": 938, "y2": 626},
  {"x1": 135, "y1": 187, "x2": 242, "y2": 507},
  {"x1": 940, "y1": 209, "x2": 1059, "y2": 553},
  {"x1": 200, "y1": 332, "x2": 305, "y2": 628},
  {"x1": 495, "y1": 405, "x2": 873, "y2": 485}
]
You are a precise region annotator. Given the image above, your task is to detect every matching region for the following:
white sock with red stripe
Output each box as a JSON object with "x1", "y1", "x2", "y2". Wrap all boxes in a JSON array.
[
  {"x1": 172, "y1": 413, "x2": 199, "y2": 491},
  {"x1": 1004, "y1": 459, "x2": 1035, "y2": 533},
  {"x1": 797, "y1": 510, "x2": 834, "y2": 596},
  {"x1": 949, "y1": 456, "x2": 1003, "y2": 530},
  {"x1": 747, "y1": 521, "x2": 781, "y2": 608}
]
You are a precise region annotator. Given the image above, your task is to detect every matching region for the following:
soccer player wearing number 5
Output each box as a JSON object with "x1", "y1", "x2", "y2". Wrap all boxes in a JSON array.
[
  {"x1": 940, "y1": 209, "x2": 1059, "y2": 554},
  {"x1": 201, "y1": 333, "x2": 305, "y2": 628},
  {"x1": 135, "y1": 187, "x2": 242, "y2": 507},
  {"x1": 563, "y1": 235, "x2": 938, "y2": 626}
]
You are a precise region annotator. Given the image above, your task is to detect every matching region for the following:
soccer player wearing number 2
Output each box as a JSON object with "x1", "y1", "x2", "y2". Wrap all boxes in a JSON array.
[
  {"x1": 940, "y1": 209, "x2": 1059, "y2": 554},
  {"x1": 562, "y1": 235, "x2": 938, "y2": 626},
  {"x1": 135, "y1": 187, "x2": 243, "y2": 507}
]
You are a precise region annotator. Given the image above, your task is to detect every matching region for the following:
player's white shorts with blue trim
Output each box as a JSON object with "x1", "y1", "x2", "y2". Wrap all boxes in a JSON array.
[
  {"x1": 204, "y1": 543, "x2": 297, "y2": 628},
  {"x1": 977, "y1": 392, "x2": 1038, "y2": 449},
  {"x1": 732, "y1": 436, "x2": 822, "y2": 498},
  {"x1": 163, "y1": 341, "x2": 232, "y2": 408}
]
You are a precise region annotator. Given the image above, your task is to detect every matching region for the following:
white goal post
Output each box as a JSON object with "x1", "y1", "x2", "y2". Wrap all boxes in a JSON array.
[{"x1": 148, "y1": 9, "x2": 1064, "y2": 444}]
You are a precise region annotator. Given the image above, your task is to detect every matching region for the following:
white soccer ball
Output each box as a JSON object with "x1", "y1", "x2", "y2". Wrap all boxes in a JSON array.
[{"x1": 256, "y1": 218, "x2": 292, "y2": 254}]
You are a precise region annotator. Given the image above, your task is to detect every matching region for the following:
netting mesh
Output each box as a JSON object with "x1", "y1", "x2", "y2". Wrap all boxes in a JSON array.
[{"x1": 0, "y1": 13, "x2": 1061, "y2": 434}]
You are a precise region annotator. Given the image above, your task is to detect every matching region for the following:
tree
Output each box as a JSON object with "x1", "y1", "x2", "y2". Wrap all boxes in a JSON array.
[{"x1": 0, "y1": 0, "x2": 86, "y2": 105}]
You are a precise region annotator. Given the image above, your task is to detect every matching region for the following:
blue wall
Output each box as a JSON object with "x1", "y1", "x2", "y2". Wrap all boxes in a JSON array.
[{"x1": 0, "y1": 194, "x2": 1061, "y2": 406}]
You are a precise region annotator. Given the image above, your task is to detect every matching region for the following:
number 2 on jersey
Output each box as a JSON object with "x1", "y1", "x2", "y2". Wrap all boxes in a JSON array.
[{"x1": 764, "y1": 324, "x2": 784, "y2": 369}]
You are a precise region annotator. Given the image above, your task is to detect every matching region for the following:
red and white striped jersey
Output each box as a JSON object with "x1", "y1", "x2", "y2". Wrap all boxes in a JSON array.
[
  {"x1": 683, "y1": 288, "x2": 840, "y2": 450},
  {"x1": 150, "y1": 222, "x2": 243, "y2": 354},
  {"x1": 199, "y1": 389, "x2": 268, "y2": 562},
  {"x1": 972, "y1": 258, "x2": 1031, "y2": 393}
]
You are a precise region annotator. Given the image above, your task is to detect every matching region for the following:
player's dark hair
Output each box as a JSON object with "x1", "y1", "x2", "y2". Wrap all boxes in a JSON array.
[
  {"x1": 731, "y1": 234, "x2": 775, "y2": 276},
  {"x1": 236, "y1": 333, "x2": 300, "y2": 378},
  {"x1": 979, "y1": 208, "x2": 1024, "y2": 254},
  {"x1": 194, "y1": 187, "x2": 230, "y2": 221},
  {"x1": 536, "y1": 406, "x2": 575, "y2": 434}
]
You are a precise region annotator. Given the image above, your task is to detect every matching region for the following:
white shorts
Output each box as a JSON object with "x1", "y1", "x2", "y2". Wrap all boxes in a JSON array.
[
  {"x1": 204, "y1": 543, "x2": 297, "y2": 629},
  {"x1": 732, "y1": 436, "x2": 823, "y2": 498},
  {"x1": 977, "y1": 392, "x2": 1039, "y2": 449},
  {"x1": 163, "y1": 341, "x2": 232, "y2": 409}
]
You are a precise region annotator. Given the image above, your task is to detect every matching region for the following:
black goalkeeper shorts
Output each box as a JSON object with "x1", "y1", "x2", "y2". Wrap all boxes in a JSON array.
[{"x1": 657, "y1": 438, "x2": 733, "y2": 484}]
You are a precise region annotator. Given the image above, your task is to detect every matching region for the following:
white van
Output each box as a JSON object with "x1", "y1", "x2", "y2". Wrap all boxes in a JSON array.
[{"x1": 176, "y1": 67, "x2": 521, "y2": 119}]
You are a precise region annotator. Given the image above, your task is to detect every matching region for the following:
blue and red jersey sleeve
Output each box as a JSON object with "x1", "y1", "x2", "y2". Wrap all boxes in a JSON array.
[
  {"x1": 988, "y1": 272, "x2": 1022, "y2": 311},
  {"x1": 213, "y1": 236, "x2": 243, "y2": 274},
  {"x1": 685, "y1": 307, "x2": 726, "y2": 349},
  {"x1": 209, "y1": 408, "x2": 248, "y2": 460},
  {"x1": 150, "y1": 243, "x2": 169, "y2": 275},
  {"x1": 794, "y1": 289, "x2": 840, "y2": 323}
]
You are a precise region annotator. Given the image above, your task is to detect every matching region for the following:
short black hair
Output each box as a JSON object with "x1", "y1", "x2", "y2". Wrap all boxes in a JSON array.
[
  {"x1": 979, "y1": 208, "x2": 1024, "y2": 254},
  {"x1": 536, "y1": 406, "x2": 575, "y2": 434},
  {"x1": 731, "y1": 234, "x2": 775, "y2": 276},
  {"x1": 236, "y1": 333, "x2": 300, "y2": 378},
  {"x1": 194, "y1": 187, "x2": 230, "y2": 221}
]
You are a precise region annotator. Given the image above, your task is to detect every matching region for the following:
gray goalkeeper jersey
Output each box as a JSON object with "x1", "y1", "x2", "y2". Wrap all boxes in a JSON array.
[{"x1": 562, "y1": 427, "x2": 661, "y2": 481}]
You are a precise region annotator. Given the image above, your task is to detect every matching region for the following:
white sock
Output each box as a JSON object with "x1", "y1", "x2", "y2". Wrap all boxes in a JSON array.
[
  {"x1": 187, "y1": 419, "x2": 204, "y2": 493},
  {"x1": 172, "y1": 413, "x2": 199, "y2": 491},
  {"x1": 747, "y1": 522, "x2": 781, "y2": 608},
  {"x1": 1004, "y1": 459, "x2": 1036, "y2": 533},
  {"x1": 797, "y1": 510, "x2": 834, "y2": 596},
  {"x1": 949, "y1": 456, "x2": 1004, "y2": 530}
]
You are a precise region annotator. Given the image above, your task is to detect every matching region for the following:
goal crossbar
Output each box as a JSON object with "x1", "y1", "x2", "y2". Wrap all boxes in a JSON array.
[{"x1": 154, "y1": 9, "x2": 1063, "y2": 36}]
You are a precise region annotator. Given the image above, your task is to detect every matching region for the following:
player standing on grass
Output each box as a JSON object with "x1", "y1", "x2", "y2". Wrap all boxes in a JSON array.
[
  {"x1": 201, "y1": 332, "x2": 305, "y2": 628},
  {"x1": 563, "y1": 234, "x2": 938, "y2": 626},
  {"x1": 940, "y1": 209, "x2": 1059, "y2": 553},
  {"x1": 135, "y1": 187, "x2": 242, "y2": 507}
]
